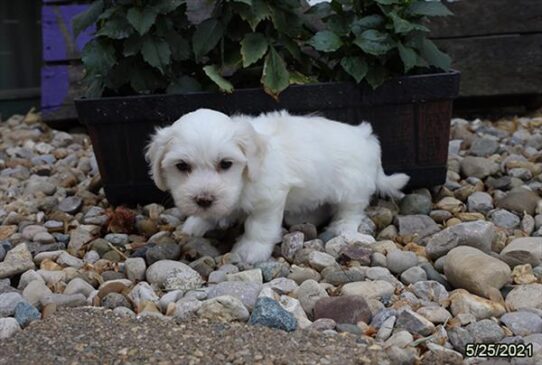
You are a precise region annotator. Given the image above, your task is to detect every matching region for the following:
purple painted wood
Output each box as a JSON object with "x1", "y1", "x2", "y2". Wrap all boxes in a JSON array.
[
  {"x1": 41, "y1": 65, "x2": 69, "y2": 109},
  {"x1": 42, "y1": 4, "x2": 94, "y2": 62}
]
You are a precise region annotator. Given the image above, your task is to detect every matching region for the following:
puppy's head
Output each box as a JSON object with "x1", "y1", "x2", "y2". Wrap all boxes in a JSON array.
[{"x1": 145, "y1": 108, "x2": 265, "y2": 219}]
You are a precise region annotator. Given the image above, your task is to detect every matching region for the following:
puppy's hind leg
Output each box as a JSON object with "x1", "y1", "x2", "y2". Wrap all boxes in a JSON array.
[{"x1": 325, "y1": 201, "x2": 375, "y2": 243}]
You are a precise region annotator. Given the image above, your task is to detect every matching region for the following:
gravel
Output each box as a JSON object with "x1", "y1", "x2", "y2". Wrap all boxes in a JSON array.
[{"x1": 2, "y1": 111, "x2": 542, "y2": 363}]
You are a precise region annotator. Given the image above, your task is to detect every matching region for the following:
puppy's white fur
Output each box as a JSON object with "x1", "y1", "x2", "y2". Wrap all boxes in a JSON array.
[{"x1": 146, "y1": 109, "x2": 409, "y2": 263}]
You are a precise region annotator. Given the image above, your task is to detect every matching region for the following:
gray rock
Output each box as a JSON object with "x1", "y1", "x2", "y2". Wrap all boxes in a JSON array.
[
  {"x1": 226, "y1": 269, "x2": 263, "y2": 284},
  {"x1": 104, "y1": 233, "x2": 129, "y2": 246},
  {"x1": 371, "y1": 252, "x2": 387, "y2": 267},
  {"x1": 500, "y1": 311, "x2": 542, "y2": 336},
  {"x1": 323, "y1": 267, "x2": 365, "y2": 286},
  {"x1": 208, "y1": 270, "x2": 226, "y2": 284},
  {"x1": 444, "y1": 246, "x2": 510, "y2": 298},
  {"x1": 386, "y1": 251, "x2": 418, "y2": 274},
  {"x1": 419, "y1": 263, "x2": 451, "y2": 289},
  {"x1": 0, "y1": 317, "x2": 21, "y2": 339},
  {"x1": 128, "y1": 282, "x2": 159, "y2": 307},
  {"x1": 447, "y1": 326, "x2": 474, "y2": 354},
  {"x1": 146, "y1": 243, "x2": 181, "y2": 265},
  {"x1": 297, "y1": 279, "x2": 328, "y2": 315},
  {"x1": 410, "y1": 280, "x2": 449, "y2": 303},
  {"x1": 466, "y1": 319, "x2": 505, "y2": 343},
  {"x1": 63, "y1": 278, "x2": 95, "y2": 297},
  {"x1": 500, "y1": 237, "x2": 542, "y2": 267},
  {"x1": 399, "y1": 193, "x2": 432, "y2": 215},
  {"x1": 384, "y1": 330, "x2": 414, "y2": 348},
  {"x1": 467, "y1": 192, "x2": 494, "y2": 213},
  {"x1": 249, "y1": 297, "x2": 297, "y2": 332},
  {"x1": 146, "y1": 260, "x2": 203, "y2": 290},
  {"x1": 0, "y1": 292, "x2": 27, "y2": 317},
  {"x1": 58, "y1": 196, "x2": 83, "y2": 214},
  {"x1": 308, "y1": 251, "x2": 337, "y2": 271},
  {"x1": 395, "y1": 215, "x2": 440, "y2": 239},
  {"x1": 17, "y1": 270, "x2": 44, "y2": 290},
  {"x1": 113, "y1": 307, "x2": 136, "y2": 318},
  {"x1": 182, "y1": 237, "x2": 220, "y2": 259},
  {"x1": 490, "y1": 209, "x2": 521, "y2": 229},
  {"x1": 33, "y1": 232, "x2": 55, "y2": 244},
  {"x1": 395, "y1": 308, "x2": 436, "y2": 336},
  {"x1": 324, "y1": 236, "x2": 348, "y2": 258},
  {"x1": 173, "y1": 298, "x2": 202, "y2": 320},
  {"x1": 281, "y1": 232, "x2": 304, "y2": 262},
  {"x1": 125, "y1": 257, "x2": 146, "y2": 282},
  {"x1": 207, "y1": 281, "x2": 262, "y2": 310},
  {"x1": 22, "y1": 280, "x2": 52, "y2": 307},
  {"x1": 426, "y1": 220, "x2": 496, "y2": 259},
  {"x1": 289, "y1": 223, "x2": 317, "y2": 241},
  {"x1": 255, "y1": 261, "x2": 289, "y2": 282},
  {"x1": 0, "y1": 243, "x2": 35, "y2": 279},
  {"x1": 287, "y1": 265, "x2": 321, "y2": 285},
  {"x1": 263, "y1": 278, "x2": 298, "y2": 294},
  {"x1": 416, "y1": 306, "x2": 451, "y2": 324},
  {"x1": 469, "y1": 137, "x2": 499, "y2": 157},
  {"x1": 376, "y1": 316, "x2": 396, "y2": 341},
  {"x1": 197, "y1": 295, "x2": 249, "y2": 322},
  {"x1": 400, "y1": 266, "x2": 427, "y2": 285},
  {"x1": 102, "y1": 293, "x2": 131, "y2": 309},
  {"x1": 68, "y1": 226, "x2": 96, "y2": 252},
  {"x1": 496, "y1": 189, "x2": 541, "y2": 216},
  {"x1": 506, "y1": 284, "x2": 542, "y2": 310},
  {"x1": 460, "y1": 156, "x2": 499, "y2": 179},
  {"x1": 40, "y1": 293, "x2": 87, "y2": 308},
  {"x1": 158, "y1": 290, "x2": 183, "y2": 312},
  {"x1": 56, "y1": 252, "x2": 84, "y2": 269}
]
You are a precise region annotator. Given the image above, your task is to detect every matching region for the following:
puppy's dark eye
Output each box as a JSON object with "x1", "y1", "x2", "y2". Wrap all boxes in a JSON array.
[
  {"x1": 219, "y1": 159, "x2": 233, "y2": 170},
  {"x1": 176, "y1": 161, "x2": 191, "y2": 173}
]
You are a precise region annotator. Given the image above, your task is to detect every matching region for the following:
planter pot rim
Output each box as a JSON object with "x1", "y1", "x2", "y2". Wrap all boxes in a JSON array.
[{"x1": 75, "y1": 69, "x2": 460, "y2": 103}]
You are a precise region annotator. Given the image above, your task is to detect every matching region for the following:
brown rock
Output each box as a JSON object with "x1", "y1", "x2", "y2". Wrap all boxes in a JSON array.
[{"x1": 314, "y1": 295, "x2": 372, "y2": 324}]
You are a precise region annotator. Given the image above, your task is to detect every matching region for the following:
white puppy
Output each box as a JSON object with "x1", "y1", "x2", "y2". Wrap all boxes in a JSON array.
[{"x1": 146, "y1": 109, "x2": 409, "y2": 263}]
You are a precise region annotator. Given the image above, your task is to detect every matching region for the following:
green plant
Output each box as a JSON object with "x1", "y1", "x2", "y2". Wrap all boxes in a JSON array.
[
  {"x1": 306, "y1": 0, "x2": 453, "y2": 88},
  {"x1": 74, "y1": 0, "x2": 316, "y2": 98},
  {"x1": 74, "y1": 0, "x2": 452, "y2": 98}
]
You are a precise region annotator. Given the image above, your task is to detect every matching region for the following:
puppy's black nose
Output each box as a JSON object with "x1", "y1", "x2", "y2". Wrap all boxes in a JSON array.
[{"x1": 195, "y1": 195, "x2": 214, "y2": 208}]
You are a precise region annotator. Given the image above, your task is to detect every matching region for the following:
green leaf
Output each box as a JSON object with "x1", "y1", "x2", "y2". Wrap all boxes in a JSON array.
[
  {"x1": 354, "y1": 30, "x2": 394, "y2": 56},
  {"x1": 340, "y1": 57, "x2": 368, "y2": 83},
  {"x1": 288, "y1": 71, "x2": 317, "y2": 85},
  {"x1": 261, "y1": 47, "x2": 289, "y2": 98},
  {"x1": 365, "y1": 65, "x2": 387, "y2": 89},
  {"x1": 397, "y1": 42, "x2": 417, "y2": 72},
  {"x1": 351, "y1": 15, "x2": 385, "y2": 35},
  {"x1": 389, "y1": 11, "x2": 414, "y2": 33},
  {"x1": 407, "y1": 1, "x2": 453, "y2": 16},
  {"x1": 151, "y1": 0, "x2": 185, "y2": 14},
  {"x1": 280, "y1": 36, "x2": 302, "y2": 61},
  {"x1": 420, "y1": 39, "x2": 451, "y2": 70},
  {"x1": 203, "y1": 65, "x2": 234, "y2": 93},
  {"x1": 236, "y1": 0, "x2": 271, "y2": 31},
  {"x1": 95, "y1": 15, "x2": 133, "y2": 39},
  {"x1": 81, "y1": 39, "x2": 116, "y2": 74},
  {"x1": 230, "y1": 0, "x2": 252, "y2": 5},
  {"x1": 327, "y1": 15, "x2": 350, "y2": 36},
  {"x1": 240, "y1": 33, "x2": 268, "y2": 67},
  {"x1": 166, "y1": 32, "x2": 191, "y2": 61},
  {"x1": 72, "y1": 0, "x2": 103, "y2": 38},
  {"x1": 192, "y1": 19, "x2": 223, "y2": 61},
  {"x1": 167, "y1": 75, "x2": 202, "y2": 93},
  {"x1": 186, "y1": 0, "x2": 216, "y2": 25},
  {"x1": 123, "y1": 35, "x2": 142, "y2": 56},
  {"x1": 374, "y1": 0, "x2": 399, "y2": 4},
  {"x1": 131, "y1": 68, "x2": 165, "y2": 94},
  {"x1": 127, "y1": 7, "x2": 157, "y2": 35},
  {"x1": 141, "y1": 35, "x2": 171, "y2": 73},
  {"x1": 270, "y1": 5, "x2": 303, "y2": 37},
  {"x1": 309, "y1": 30, "x2": 343, "y2": 53}
]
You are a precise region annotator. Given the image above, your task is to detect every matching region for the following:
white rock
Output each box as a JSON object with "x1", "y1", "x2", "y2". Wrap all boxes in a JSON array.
[
  {"x1": 308, "y1": 251, "x2": 337, "y2": 271},
  {"x1": 297, "y1": 279, "x2": 328, "y2": 315},
  {"x1": 197, "y1": 295, "x2": 249, "y2": 322},
  {"x1": 226, "y1": 269, "x2": 263, "y2": 284},
  {"x1": 125, "y1": 257, "x2": 146, "y2": 282},
  {"x1": 64, "y1": 278, "x2": 95, "y2": 297},
  {"x1": 23, "y1": 280, "x2": 52, "y2": 307},
  {"x1": 0, "y1": 318, "x2": 21, "y2": 339},
  {"x1": 17, "y1": 270, "x2": 44, "y2": 290},
  {"x1": 146, "y1": 260, "x2": 203, "y2": 290},
  {"x1": 342, "y1": 280, "x2": 395, "y2": 300},
  {"x1": 0, "y1": 243, "x2": 35, "y2": 279}
]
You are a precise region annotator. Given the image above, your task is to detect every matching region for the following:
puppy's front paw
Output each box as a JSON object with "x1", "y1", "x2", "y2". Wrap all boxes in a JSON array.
[
  {"x1": 181, "y1": 216, "x2": 212, "y2": 237},
  {"x1": 231, "y1": 239, "x2": 274, "y2": 264}
]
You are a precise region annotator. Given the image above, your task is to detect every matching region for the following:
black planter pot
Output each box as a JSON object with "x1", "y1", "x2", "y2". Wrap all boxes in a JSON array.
[{"x1": 75, "y1": 70, "x2": 460, "y2": 206}]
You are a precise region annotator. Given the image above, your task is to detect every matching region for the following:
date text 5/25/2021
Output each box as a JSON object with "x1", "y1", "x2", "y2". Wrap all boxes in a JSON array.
[{"x1": 465, "y1": 343, "x2": 533, "y2": 358}]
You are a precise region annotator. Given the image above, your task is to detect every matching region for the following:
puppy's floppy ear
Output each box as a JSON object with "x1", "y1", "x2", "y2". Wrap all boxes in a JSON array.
[
  {"x1": 235, "y1": 120, "x2": 266, "y2": 181},
  {"x1": 145, "y1": 127, "x2": 172, "y2": 191}
]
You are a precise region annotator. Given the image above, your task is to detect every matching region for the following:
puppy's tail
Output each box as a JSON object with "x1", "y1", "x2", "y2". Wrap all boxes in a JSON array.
[{"x1": 376, "y1": 167, "x2": 410, "y2": 200}]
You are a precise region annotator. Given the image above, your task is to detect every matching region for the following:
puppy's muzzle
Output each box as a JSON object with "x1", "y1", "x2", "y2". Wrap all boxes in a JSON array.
[{"x1": 194, "y1": 193, "x2": 215, "y2": 208}]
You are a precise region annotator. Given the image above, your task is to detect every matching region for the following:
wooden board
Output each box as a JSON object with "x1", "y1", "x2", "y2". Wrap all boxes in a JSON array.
[
  {"x1": 436, "y1": 33, "x2": 542, "y2": 96},
  {"x1": 41, "y1": 64, "x2": 85, "y2": 121},
  {"x1": 42, "y1": 4, "x2": 94, "y2": 62},
  {"x1": 431, "y1": 0, "x2": 542, "y2": 38}
]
